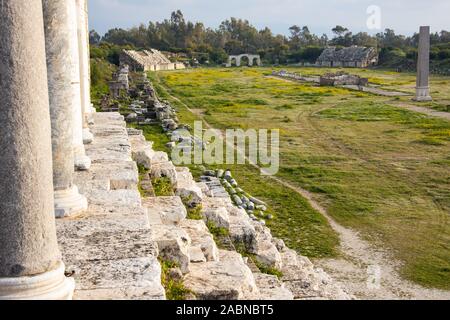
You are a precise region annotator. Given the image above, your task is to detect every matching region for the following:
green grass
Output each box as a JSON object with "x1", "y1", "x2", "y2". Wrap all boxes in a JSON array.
[
  {"x1": 187, "y1": 204, "x2": 203, "y2": 220},
  {"x1": 128, "y1": 123, "x2": 171, "y2": 153},
  {"x1": 160, "y1": 259, "x2": 192, "y2": 300},
  {"x1": 152, "y1": 177, "x2": 174, "y2": 197},
  {"x1": 151, "y1": 67, "x2": 450, "y2": 290},
  {"x1": 206, "y1": 221, "x2": 230, "y2": 249}
]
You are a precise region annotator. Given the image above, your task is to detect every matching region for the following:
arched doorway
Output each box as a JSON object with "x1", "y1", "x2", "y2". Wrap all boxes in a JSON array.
[{"x1": 240, "y1": 55, "x2": 250, "y2": 67}]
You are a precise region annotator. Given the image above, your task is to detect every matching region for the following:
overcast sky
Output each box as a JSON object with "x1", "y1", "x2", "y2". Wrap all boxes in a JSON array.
[{"x1": 89, "y1": 0, "x2": 450, "y2": 37}]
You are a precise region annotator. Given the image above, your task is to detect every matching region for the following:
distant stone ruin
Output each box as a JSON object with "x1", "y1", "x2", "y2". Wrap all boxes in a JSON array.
[
  {"x1": 226, "y1": 54, "x2": 262, "y2": 67},
  {"x1": 120, "y1": 49, "x2": 186, "y2": 72},
  {"x1": 316, "y1": 46, "x2": 378, "y2": 68},
  {"x1": 319, "y1": 71, "x2": 369, "y2": 87},
  {"x1": 109, "y1": 65, "x2": 130, "y2": 98},
  {"x1": 414, "y1": 26, "x2": 432, "y2": 102}
]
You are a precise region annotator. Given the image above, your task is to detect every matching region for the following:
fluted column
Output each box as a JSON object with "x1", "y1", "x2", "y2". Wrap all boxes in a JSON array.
[
  {"x1": 415, "y1": 26, "x2": 432, "y2": 102},
  {"x1": 0, "y1": 0, "x2": 74, "y2": 299},
  {"x1": 68, "y1": 0, "x2": 91, "y2": 170},
  {"x1": 76, "y1": 0, "x2": 94, "y2": 145},
  {"x1": 43, "y1": 0, "x2": 88, "y2": 218}
]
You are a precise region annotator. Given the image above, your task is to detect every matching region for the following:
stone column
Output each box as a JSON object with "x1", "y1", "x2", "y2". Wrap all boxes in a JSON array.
[
  {"x1": 43, "y1": 0, "x2": 88, "y2": 218},
  {"x1": 76, "y1": 0, "x2": 94, "y2": 145},
  {"x1": 0, "y1": 0, "x2": 74, "y2": 299},
  {"x1": 68, "y1": 0, "x2": 91, "y2": 170},
  {"x1": 415, "y1": 26, "x2": 432, "y2": 101}
]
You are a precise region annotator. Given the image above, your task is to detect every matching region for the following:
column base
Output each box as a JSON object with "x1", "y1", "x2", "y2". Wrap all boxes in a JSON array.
[
  {"x1": 0, "y1": 262, "x2": 75, "y2": 300},
  {"x1": 74, "y1": 144, "x2": 91, "y2": 171},
  {"x1": 54, "y1": 186, "x2": 88, "y2": 218},
  {"x1": 83, "y1": 128, "x2": 94, "y2": 145},
  {"x1": 414, "y1": 86, "x2": 432, "y2": 102},
  {"x1": 90, "y1": 103, "x2": 97, "y2": 113}
]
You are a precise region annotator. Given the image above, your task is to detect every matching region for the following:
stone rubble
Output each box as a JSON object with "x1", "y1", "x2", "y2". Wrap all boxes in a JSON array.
[{"x1": 129, "y1": 123, "x2": 352, "y2": 300}]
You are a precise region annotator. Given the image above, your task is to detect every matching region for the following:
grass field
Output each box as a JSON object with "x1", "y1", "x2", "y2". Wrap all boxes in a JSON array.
[{"x1": 146, "y1": 67, "x2": 450, "y2": 290}]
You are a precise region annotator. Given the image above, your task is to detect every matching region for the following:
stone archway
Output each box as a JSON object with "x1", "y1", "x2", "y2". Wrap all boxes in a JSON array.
[
  {"x1": 226, "y1": 54, "x2": 262, "y2": 67},
  {"x1": 240, "y1": 55, "x2": 250, "y2": 67}
]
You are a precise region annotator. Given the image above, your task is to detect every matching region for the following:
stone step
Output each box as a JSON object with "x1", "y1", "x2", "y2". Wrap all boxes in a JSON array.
[
  {"x1": 148, "y1": 224, "x2": 191, "y2": 274},
  {"x1": 179, "y1": 219, "x2": 219, "y2": 262},
  {"x1": 184, "y1": 250, "x2": 259, "y2": 300},
  {"x1": 175, "y1": 167, "x2": 203, "y2": 206},
  {"x1": 75, "y1": 160, "x2": 138, "y2": 191},
  {"x1": 143, "y1": 196, "x2": 187, "y2": 225},
  {"x1": 150, "y1": 161, "x2": 178, "y2": 184},
  {"x1": 253, "y1": 273, "x2": 294, "y2": 300},
  {"x1": 57, "y1": 111, "x2": 166, "y2": 300},
  {"x1": 72, "y1": 256, "x2": 165, "y2": 300}
]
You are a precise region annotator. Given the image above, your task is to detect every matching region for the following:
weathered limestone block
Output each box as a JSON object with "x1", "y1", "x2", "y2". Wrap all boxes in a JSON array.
[
  {"x1": 184, "y1": 250, "x2": 259, "y2": 300},
  {"x1": 150, "y1": 161, "x2": 178, "y2": 184},
  {"x1": 70, "y1": 257, "x2": 165, "y2": 300},
  {"x1": 151, "y1": 152, "x2": 170, "y2": 165},
  {"x1": 86, "y1": 147, "x2": 132, "y2": 164},
  {"x1": 202, "y1": 207, "x2": 230, "y2": 229},
  {"x1": 226, "y1": 206, "x2": 257, "y2": 245},
  {"x1": 279, "y1": 248, "x2": 350, "y2": 300},
  {"x1": 56, "y1": 214, "x2": 156, "y2": 263},
  {"x1": 175, "y1": 167, "x2": 203, "y2": 207},
  {"x1": 73, "y1": 174, "x2": 111, "y2": 195},
  {"x1": 180, "y1": 220, "x2": 219, "y2": 262},
  {"x1": 253, "y1": 273, "x2": 294, "y2": 300},
  {"x1": 150, "y1": 225, "x2": 191, "y2": 274},
  {"x1": 196, "y1": 182, "x2": 212, "y2": 197},
  {"x1": 79, "y1": 161, "x2": 139, "y2": 190},
  {"x1": 129, "y1": 135, "x2": 156, "y2": 169},
  {"x1": 144, "y1": 197, "x2": 187, "y2": 225},
  {"x1": 89, "y1": 124, "x2": 127, "y2": 137},
  {"x1": 189, "y1": 247, "x2": 207, "y2": 263},
  {"x1": 87, "y1": 190, "x2": 142, "y2": 212},
  {"x1": 250, "y1": 223, "x2": 283, "y2": 270}
]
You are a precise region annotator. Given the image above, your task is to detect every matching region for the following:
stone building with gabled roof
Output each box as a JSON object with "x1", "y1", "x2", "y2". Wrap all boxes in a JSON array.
[
  {"x1": 316, "y1": 46, "x2": 379, "y2": 68},
  {"x1": 120, "y1": 49, "x2": 185, "y2": 72}
]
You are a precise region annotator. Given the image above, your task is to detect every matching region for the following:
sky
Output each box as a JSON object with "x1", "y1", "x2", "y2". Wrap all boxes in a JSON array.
[{"x1": 89, "y1": 0, "x2": 450, "y2": 37}]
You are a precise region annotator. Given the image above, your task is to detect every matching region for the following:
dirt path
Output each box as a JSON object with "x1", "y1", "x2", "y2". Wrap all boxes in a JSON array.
[
  {"x1": 159, "y1": 80, "x2": 450, "y2": 300},
  {"x1": 393, "y1": 103, "x2": 450, "y2": 121}
]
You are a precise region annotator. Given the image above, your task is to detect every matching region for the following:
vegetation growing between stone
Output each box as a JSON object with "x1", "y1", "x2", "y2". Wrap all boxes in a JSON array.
[
  {"x1": 233, "y1": 242, "x2": 284, "y2": 279},
  {"x1": 186, "y1": 204, "x2": 203, "y2": 220},
  {"x1": 152, "y1": 177, "x2": 174, "y2": 197},
  {"x1": 159, "y1": 259, "x2": 192, "y2": 300},
  {"x1": 206, "y1": 221, "x2": 230, "y2": 250}
]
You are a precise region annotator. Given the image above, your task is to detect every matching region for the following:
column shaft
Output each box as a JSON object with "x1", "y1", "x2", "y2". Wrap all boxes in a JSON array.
[
  {"x1": 43, "y1": 0, "x2": 88, "y2": 218},
  {"x1": 0, "y1": 0, "x2": 74, "y2": 299},
  {"x1": 415, "y1": 26, "x2": 432, "y2": 101},
  {"x1": 68, "y1": 0, "x2": 91, "y2": 170},
  {"x1": 76, "y1": 0, "x2": 94, "y2": 145}
]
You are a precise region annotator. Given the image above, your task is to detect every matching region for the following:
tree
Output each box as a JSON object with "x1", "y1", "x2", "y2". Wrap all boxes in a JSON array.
[
  {"x1": 89, "y1": 30, "x2": 101, "y2": 45},
  {"x1": 332, "y1": 25, "x2": 349, "y2": 38}
]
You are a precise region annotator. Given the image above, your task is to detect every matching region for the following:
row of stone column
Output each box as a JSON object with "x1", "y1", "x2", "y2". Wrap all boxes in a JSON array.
[{"x1": 0, "y1": 0, "x2": 93, "y2": 299}]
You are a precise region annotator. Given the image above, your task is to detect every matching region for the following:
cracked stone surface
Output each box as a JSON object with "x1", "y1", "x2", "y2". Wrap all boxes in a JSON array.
[{"x1": 56, "y1": 112, "x2": 165, "y2": 300}]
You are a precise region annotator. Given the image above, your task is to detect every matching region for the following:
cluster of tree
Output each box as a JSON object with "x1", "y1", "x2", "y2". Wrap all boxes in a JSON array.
[{"x1": 89, "y1": 10, "x2": 450, "y2": 68}]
